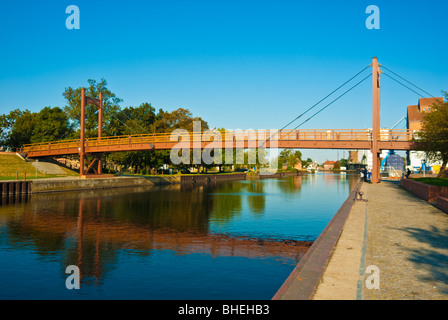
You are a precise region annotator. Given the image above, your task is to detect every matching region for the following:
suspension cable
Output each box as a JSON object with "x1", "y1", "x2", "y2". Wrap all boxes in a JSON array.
[
  {"x1": 110, "y1": 113, "x2": 155, "y2": 148},
  {"x1": 263, "y1": 64, "x2": 371, "y2": 145},
  {"x1": 381, "y1": 65, "x2": 436, "y2": 98},
  {"x1": 120, "y1": 109, "x2": 153, "y2": 135},
  {"x1": 293, "y1": 73, "x2": 372, "y2": 129},
  {"x1": 382, "y1": 73, "x2": 440, "y2": 107}
]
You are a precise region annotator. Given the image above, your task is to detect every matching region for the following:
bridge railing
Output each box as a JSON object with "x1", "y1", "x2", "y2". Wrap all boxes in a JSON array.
[
  {"x1": 22, "y1": 129, "x2": 417, "y2": 153},
  {"x1": 378, "y1": 129, "x2": 416, "y2": 141}
]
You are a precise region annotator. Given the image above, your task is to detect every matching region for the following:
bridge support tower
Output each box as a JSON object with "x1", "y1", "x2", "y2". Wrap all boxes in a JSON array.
[
  {"x1": 80, "y1": 88, "x2": 104, "y2": 177},
  {"x1": 371, "y1": 57, "x2": 381, "y2": 184}
]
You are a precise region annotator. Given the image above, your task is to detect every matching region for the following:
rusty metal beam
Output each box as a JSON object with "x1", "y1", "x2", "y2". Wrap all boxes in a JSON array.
[
  {"x1": 98, "y1": 93, "x2": 103, "y2": 175},
  {"x1": 80, "y1": 88, "x2": 86, "y2": 176},
  {"x1": 24, "y1": 139, "x2": 418, "y2": 159},
  {"x1": 85, "y1": 158, "x2": 98, "y2": 174}
]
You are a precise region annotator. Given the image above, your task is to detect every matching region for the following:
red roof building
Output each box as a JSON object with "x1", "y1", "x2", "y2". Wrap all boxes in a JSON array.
[
  {"x1": 323, "y1": 161, "x2": 335, "y2": 170},
  {"x1": 407, "y1": 97, "x2": 443, "y2": 131}
]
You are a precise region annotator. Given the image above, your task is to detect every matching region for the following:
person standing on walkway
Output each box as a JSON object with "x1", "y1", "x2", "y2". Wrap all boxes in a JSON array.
[
  {"x1": 406, "y1": 168, "x2": 411, "y2": 179},
  {"x1": 363, "y1": 167, "x2": 368, "y2": 182}
]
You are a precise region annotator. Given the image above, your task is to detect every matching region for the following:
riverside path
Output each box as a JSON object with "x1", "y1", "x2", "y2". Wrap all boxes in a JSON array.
[{"x1": 313, "y1": 181, "x2": 448, "y2": 300}]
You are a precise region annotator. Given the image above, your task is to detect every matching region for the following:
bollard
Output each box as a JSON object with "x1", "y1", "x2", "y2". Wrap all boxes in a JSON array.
[{"x1": 355, "y1": 191, "x2": 368, "y2": 202}]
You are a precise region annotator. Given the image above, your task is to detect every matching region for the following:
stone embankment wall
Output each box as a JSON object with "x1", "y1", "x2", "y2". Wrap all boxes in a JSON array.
[
  {"x1": 9, "y1": 172, "x2": 302, "y2": 195},
  {"x1": 30, "y1": 177, "x2": 156, "y2": 193},
  {"x1": 401, "y1": 179, "x2": 448, "y2": 213},
  {"x1": 29, "y1": 173, "x2": 250, "y2": 193}
]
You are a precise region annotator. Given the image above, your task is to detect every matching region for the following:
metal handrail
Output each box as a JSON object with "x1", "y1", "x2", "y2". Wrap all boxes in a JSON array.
[{"x1": 22, "y1": 129, "x2": 416, "y2": 153}]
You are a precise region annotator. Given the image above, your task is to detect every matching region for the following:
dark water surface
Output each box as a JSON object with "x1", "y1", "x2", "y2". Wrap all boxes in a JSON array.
[{"x1": 0, "y1": 173, "x2": 358, "y2": 299}]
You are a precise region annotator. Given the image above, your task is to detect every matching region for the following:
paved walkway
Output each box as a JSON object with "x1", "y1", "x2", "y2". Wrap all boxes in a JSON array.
[
  {"x1": 313, "y1": 181, "x2": 448, "y2": 300},
  {"x1": 31, "y1": 161, "x2": 66, "y2": 175}
]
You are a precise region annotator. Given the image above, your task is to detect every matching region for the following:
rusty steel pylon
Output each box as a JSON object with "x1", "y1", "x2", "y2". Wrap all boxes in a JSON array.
[
  {"x1": 79, "y1": 88, "x2": 103, "y2": 177},
  {"x1": 371, "y1": 57, "x2": 381, "y2": 184}
]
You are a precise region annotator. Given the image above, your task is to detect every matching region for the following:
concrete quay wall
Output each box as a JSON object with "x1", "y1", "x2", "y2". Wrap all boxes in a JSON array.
[
  {"x1": 180, "y1": 173, "x2": 247, "y2": 185},
  {"x1": 30, "y1": 176, "x2": 156, "y2": 194},
  {"x1": 272, "y1": 179, "x2": 363, "y2": 300},
  {"x1": 251, "y1": 171, "x2": 302, "y2": 180},
  {"x1": 29, "y1": 173, "x2": 249, "y2": 194}
]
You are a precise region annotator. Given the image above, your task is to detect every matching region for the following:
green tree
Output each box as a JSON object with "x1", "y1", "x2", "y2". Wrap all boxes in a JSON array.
[
  {"x1": 107, "y1": 104, "x2": 208, "y2": 173},
  {"x1": 334, "y1": 160, "x2": 341, "y2": 170},
  {"x1": 0, "y1": 114, "x2": 9, "y2": 146},
  {"x1": 1, "y1": 109, "x2": 36, "y2": 148},
  {"x1": 108, "y1": 103, "x2": 156, "y2": 136},
  {"x1": 278, "y1": 149, "x2": 302, "y2": 169},
  {"x1": 31, "y1": 107, "x2": 73, "y2": 143},
  {"x1": 294, "y1": 151, "x2": 303, "y2": 162},
  {"x1": 287, "y1": 152, "x2": 299, "y2": 168},
  {"x1": 63, "y1": 78, "x2": 122, "y2": 138},
  {"x1": 278, "y1": 149, "x2": 292, "y2": 169},
  {"x1": 0, "y1": 107, "x2": 73, "y2": 149},
  {"x1": 154, "y1": 108, "x2": 208, "y2": 133},
  {"x1": 417, "y1": 92, "x2": 448, "y2": 177},
  {"x1": 301, "y1": 157, "x2": 313, "y2": 168}
]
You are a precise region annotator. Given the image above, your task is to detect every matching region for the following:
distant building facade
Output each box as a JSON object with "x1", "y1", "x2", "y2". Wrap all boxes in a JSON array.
[
  {"x1": 407, "y1": 97, "x2": 444, "y2": 172},
  {"x1": 407, "y1": 97, "x2": 443, "y2": 131},
  {"x1": 323, "y1": 160, "x2": 335, "y2": 170}
]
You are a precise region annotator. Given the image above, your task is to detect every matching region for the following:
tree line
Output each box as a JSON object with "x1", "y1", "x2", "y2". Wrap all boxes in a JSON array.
[
  {"x1": 0, "y1": 79, "x2": 211, "y2": 173},
  {"x1": 0, "y1": 79, "x2": 294, "y2": 174}
]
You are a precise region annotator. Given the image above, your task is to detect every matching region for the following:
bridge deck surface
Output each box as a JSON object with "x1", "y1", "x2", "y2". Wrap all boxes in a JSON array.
[{"x1": 22, "y1": 128, "x2": 416, "y2": 158}]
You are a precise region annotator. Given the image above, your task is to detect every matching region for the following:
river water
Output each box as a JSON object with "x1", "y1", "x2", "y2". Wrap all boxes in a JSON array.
[{"x1": 0, "y1": 173, "x2": 358, "y2": 299}]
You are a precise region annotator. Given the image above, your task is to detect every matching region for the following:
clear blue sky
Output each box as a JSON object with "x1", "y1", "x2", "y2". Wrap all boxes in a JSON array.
[{"x1": 1, "y1": 1, "x2": 447, "y2": 161}]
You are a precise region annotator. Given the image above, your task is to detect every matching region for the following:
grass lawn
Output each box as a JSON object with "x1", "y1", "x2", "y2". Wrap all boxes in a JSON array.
[
  {"x1": 0, "y1": 154, "x2": 78, "y2": 180},
  {"x1": 411, "y1": 177, "x2": 448, "y2": 187}
]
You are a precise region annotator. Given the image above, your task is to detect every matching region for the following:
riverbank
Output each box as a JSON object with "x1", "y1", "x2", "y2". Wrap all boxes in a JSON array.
[
  {"x1": 2, "y1": 171, "x2": 305, "y2": 195},
  {"x1": 272, "y1": 179, "x2": 362, "y2": 300},
  {"x1": 277, "y1": 180, "x2": 448, "y2": 300}
]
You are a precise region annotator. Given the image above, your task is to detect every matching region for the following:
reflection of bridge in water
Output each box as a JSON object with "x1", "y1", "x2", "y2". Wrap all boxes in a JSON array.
[{"x1": 4, "y1": 184, "x2": 312, "y2": 284}]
